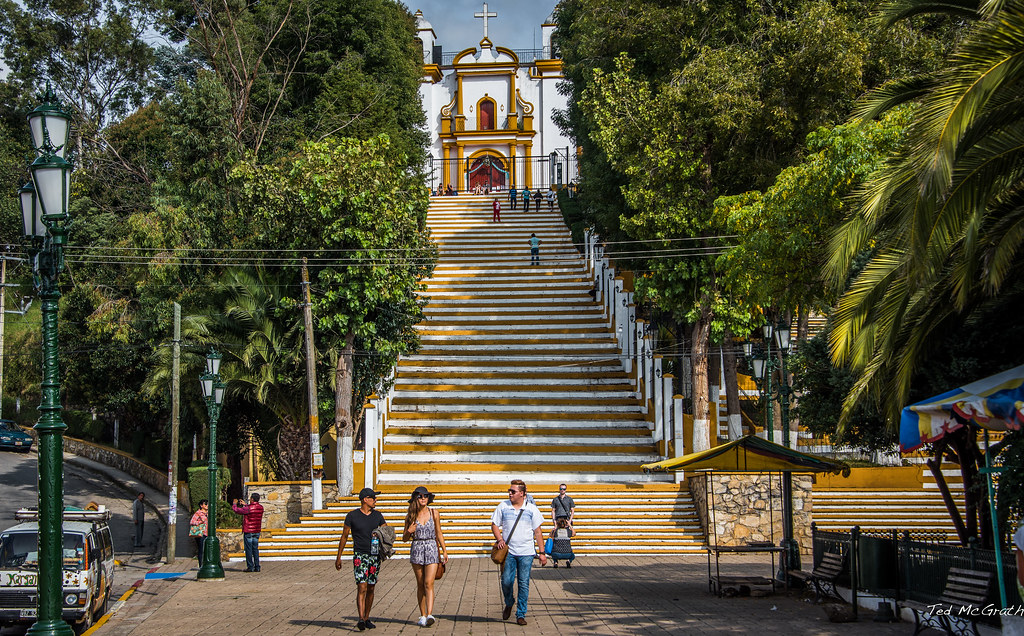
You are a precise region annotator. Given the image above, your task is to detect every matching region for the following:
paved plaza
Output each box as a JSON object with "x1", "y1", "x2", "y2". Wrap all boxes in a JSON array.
[{"x1": 95, "y1": 554, "x2": 912, "y2": 635}]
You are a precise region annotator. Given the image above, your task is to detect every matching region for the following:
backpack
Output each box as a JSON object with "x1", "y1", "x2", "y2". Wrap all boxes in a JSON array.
[{"x1": 371, "y1": 524, "x2": 396, "y2": 560}]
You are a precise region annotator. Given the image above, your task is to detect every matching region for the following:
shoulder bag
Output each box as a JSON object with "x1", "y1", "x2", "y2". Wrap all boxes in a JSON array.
[
  {"x1": 433, "y1": 508, "x2": 446, "y2": 580},
  {"x1": 490, "y1": 508, "x2": 524, "y2": 565}
]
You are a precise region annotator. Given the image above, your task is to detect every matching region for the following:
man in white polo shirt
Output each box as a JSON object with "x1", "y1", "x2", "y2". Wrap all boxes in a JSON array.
[{"x1": 491, "y1": 479, "x2": 547, "y2": 626}]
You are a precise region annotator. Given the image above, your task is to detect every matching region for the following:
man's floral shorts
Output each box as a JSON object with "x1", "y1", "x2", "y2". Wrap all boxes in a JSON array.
[{"x1": 352, "y1": 551, "x2": 380, "y2": 585}]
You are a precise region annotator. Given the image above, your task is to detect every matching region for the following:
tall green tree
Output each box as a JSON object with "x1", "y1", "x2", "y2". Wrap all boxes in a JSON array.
[
  {"x1": 234, "y1": 135, "x2": 434, "y2": 491},
  {"x1": 0, "y1": 0, "x2": 157, "y2": 152}
]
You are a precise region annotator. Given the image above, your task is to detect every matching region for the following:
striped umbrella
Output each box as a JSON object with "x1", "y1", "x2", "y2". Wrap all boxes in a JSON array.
[{"x1": 899, "y1": 364, "x2": 1024, "y2": 452}]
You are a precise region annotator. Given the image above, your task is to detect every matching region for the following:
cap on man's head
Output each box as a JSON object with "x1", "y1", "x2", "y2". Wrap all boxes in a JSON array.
[{"x1": 359, "y1": 487, "x2": 381, "y2": 501}]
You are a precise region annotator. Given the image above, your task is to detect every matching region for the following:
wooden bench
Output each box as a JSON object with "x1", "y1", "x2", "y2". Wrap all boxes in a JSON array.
[
  {"x1": 902, "y1": 567, "x2": 992, "y2": 636},
  {"x1": 789, "y1": 551, "x2": 845, "y2": 602}
]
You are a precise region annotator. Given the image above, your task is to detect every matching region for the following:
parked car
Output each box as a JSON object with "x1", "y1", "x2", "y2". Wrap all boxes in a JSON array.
[
  {"x1": 0, "y1": 508, "x2": 114, "y2": 634},
  {"x1": 0, "y1": 419, "x2": 32, "y2": 452}
]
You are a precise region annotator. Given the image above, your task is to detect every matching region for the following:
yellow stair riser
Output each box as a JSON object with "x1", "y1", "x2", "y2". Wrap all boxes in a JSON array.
[{"x1": 382, "y1": 444, "x2": 657, "y2": 453}]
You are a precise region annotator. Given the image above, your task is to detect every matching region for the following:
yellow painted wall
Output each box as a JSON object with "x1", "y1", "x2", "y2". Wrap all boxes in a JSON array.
[{"x1": 815, "y1": 466, "x2": 926, "y2": 490}]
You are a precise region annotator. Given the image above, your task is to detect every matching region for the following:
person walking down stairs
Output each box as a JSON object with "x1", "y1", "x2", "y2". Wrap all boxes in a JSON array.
[
  {"x1": 492, "y1": 198, "x2": 501, "y2": 222},
  {"x1": 529, "y1": 233, "x2": 541, "y2": 265}
]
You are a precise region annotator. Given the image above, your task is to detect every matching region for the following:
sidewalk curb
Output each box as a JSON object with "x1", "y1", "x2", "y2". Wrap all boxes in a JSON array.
[{"x1": 80, "y1": 566, "x2": 159, "y2": 636}]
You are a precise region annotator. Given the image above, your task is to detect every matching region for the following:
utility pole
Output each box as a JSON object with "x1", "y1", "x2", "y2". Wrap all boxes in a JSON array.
[
  {"x1": 0, "y1": 249, "x2": 7, "y2": 419},
  {"x1": 301, "y1": 259, "x2": 324, "y2": 509},
  {"x1": 167, "y1": 303, "x2": 181, "y2": 563}
]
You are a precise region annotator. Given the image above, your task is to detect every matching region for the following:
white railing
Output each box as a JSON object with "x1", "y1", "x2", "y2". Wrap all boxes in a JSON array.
[
  {"x1": 362, "y1": 368, "x2": 397, "y2": 489},
  {"x1": 583, "y1": 229, "x2": 689, "y2": 463}
]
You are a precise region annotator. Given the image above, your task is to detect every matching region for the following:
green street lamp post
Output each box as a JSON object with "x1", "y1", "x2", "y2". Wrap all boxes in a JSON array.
[
  {"x1": 197, "y1": 349, "x2": 226, "y2": 580},
  {"x1": 744, "y1": 321, "x2": 800, "y2": 573},
  {"x1": 18, "y1": 85, "x2": 74, "y2": 636}
]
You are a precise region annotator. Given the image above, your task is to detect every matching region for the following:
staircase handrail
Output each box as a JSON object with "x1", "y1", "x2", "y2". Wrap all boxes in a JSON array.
[{"x1": 584, "y1": 228, "x2": 685, "y2": 467}]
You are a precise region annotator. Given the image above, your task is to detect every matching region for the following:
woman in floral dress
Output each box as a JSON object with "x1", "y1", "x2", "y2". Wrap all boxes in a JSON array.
[{"x1": 403, "y1": 486, "x2": 448, "y2": 627}]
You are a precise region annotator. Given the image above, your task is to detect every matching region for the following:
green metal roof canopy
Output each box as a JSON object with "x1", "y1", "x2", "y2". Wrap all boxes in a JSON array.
[{"x1": 640, "y1": 435, "x2": 850, "y2": 475}]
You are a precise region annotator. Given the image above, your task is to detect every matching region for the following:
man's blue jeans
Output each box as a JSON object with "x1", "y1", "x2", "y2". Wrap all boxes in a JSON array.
[
  {"x1": 501, "y1": 554, "x2": 534, "y2": 618},
  {"x1": 243, "y1": 532, "x2": 260, "y2": 570}
]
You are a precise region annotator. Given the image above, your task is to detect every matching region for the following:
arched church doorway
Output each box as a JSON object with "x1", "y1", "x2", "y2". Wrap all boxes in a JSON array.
[{"x1": 467, "y1": 153, "x2": 508, "y2": 191}]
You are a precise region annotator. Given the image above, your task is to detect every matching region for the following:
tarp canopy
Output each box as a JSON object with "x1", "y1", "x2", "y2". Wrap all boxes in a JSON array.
[
  {"x1": 640, "y1": 435, "x2": 850, "y2": 475},
  {"x1": 899, "y1": 364, "x2": 1024, "y2": 453}
]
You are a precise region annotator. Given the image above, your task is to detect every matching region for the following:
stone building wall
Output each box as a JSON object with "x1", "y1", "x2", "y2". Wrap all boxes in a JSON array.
[
  {"x1": 237, "y1": 481, "x2": 340, "y2": 530},
  {"x1": 688, "y1": 473, "x2": 813, "y2": 555}
]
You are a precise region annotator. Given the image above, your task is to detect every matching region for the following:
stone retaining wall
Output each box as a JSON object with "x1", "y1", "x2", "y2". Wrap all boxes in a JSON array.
[
  {"x1": 688, "y1": 473, "x2": 813, "y2": 555},
  {"x1": 242, "y1": 481, "x2": 340, "y2": 530},
  {"x1": 18, "y1": 428, "x2": 171, "y2": 496}
]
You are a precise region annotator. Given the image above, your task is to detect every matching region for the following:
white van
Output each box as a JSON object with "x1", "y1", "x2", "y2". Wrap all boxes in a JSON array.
[{"x1": 0, "y1": 508, "x2": 115, "y2": 634}]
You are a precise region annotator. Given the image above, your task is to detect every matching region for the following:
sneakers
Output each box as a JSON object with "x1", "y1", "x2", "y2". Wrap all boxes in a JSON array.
[
  {"x1": 502, "y1": 605, "x2": 513, "y2": 620},
  {"x1": 426, "y1": 615, "x2": 435, "y2": 627},
  {"x1": 517, "y1": 617, "x2": 528, "y2": 626},
  {"x1": 417, "y1": 616, "x2": 427, "y2": 627},
  {"x1": 357, "y1": 621, "x2": 366, "y2": 631},
  {"x1": 364, "y1": 620, "x2": 376, "y2": 629}
]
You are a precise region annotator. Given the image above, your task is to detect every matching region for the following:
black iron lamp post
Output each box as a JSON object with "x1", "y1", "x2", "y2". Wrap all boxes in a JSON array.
[
  {"x1": 743, "y1": 321, "x2": 800, "y2": 572},
  {"x1": 197, "y1": 349, "x2": 226, "y2": 581},
  {"x1": 18, "y1": 85, "x2": 74, "y2": 636}
]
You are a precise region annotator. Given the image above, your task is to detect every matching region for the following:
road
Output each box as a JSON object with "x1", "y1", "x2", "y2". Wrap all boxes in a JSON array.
[{"x1": 0, "y1": 448, "x2": 166, "y2": 634}]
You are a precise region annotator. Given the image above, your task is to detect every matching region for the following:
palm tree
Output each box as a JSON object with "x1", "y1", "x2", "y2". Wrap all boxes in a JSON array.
[
  {"x1": 213, "y1": 267, "x2": 309, "y2": 480},
  {"x1": 828, "y1": 0, "x2": 1024, "y2": 424}
]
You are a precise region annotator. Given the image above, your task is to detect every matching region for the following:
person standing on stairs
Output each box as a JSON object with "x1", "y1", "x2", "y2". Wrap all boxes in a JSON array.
[
  {"x1": 509, "y1": 185, "x2": 518, "y2": 210},
  {"x1": 491, "y1": 479, "x2": 547, "y2": 626},
  {"x1": 336, "y1": 488, "x2": 387, "y2": 631},
  {"x1": 529, "y1": 234, "x2": 541, "y2": 266},
  {"x1": 492, "y1": 197, "x2": 501, "y2": 222},
  {"x1": 403, "y1": 486, "x2": 449, "y2": 627},
  {"x1": 551, "y1": 483, "x2": 575, "y2": 527}
]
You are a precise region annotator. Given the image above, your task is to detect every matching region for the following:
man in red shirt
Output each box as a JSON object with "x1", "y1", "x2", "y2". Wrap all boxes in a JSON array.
[
  {"x1": 492, "y1": 198, "x2": 501, "y2": 222},
  {"x1": 233, "y1": 493, "x2": 265, "y2": 572}
]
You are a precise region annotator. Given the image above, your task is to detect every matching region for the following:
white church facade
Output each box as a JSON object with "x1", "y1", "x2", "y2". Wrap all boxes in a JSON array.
[{"x1": 415, "y1": 5, "x2": 575, "y2": 192}]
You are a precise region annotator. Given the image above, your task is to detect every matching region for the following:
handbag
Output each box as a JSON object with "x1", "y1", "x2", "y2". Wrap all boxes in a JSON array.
[
  {"x1": 188, "y1": 524, "x2": 204, "y2": 537},
  {"x1": 435, "y1": 561, "x2": 445, "y2": 580},
  {"x1": 490, "y1": 509, "x2": 525, "y2": 565},
  {"x1": 544, "y1": 537, "x2": 554, "y2": 555}
]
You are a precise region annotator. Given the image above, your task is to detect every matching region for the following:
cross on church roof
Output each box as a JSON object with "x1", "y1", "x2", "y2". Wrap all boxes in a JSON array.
[{"x1": 474, "y1": 2, "x2": 497, "y2": 39}]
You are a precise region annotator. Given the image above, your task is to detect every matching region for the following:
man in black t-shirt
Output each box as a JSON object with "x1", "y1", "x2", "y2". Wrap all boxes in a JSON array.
[
  {"x1": 336, "y1": 488, "x2": 387, "y2": 631},
  {"x1": 551, "y1": 483, "x2": 575, "y2": 527}
]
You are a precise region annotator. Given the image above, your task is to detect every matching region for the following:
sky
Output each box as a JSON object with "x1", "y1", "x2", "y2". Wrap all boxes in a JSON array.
[{"x1": 401, "y1": 0, "x2": 558, "y2": 52}]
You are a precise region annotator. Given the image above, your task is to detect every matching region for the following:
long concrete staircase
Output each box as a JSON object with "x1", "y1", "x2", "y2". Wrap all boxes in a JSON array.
[
  {"x1": 811, "y1": 466, "x2": 966, "y2": 539},
  {"x1": 247, "y1": 195, "x2": 706, "y2": 560}
]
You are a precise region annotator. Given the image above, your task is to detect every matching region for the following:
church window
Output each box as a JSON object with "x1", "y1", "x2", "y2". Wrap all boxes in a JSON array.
[{"x1": 479, "y1": 99, "x2": 495, "y2": 130}]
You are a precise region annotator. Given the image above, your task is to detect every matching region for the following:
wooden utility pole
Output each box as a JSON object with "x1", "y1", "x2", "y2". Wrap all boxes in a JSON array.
[
  {"x1": 167, "y1": 303, "x2": 181, "y2": 563},
  {"x1": 301, "y1": 260, "x2": 324, "y2": 509},
  {"x1": 0, "y1": 251, "x2": 7, "y2": 419}
]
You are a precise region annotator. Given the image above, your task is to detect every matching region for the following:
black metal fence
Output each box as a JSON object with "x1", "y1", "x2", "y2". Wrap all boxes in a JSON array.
[
  {"x1": 810, "y1": 523, "x2": 1020, "y2": 624},
  {"x1": 424, "y1": 152, "x2": 577, "y2": 193}
]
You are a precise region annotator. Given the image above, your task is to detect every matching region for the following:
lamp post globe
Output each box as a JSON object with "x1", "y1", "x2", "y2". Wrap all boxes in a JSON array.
[
  {"x1": 197, "y1": 350, "x2": 226, "y2": 581},
  {"x1": 27, "y1": 85, "x2": 72, "y2": 159},
  {"x1": 20, "y1": 87, "x2": 74, "y2": 636}
]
